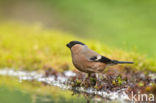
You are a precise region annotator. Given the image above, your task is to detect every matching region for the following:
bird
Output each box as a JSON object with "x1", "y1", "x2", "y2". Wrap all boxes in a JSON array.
[{"x1": 66, "y1": 41, "x2": 133, "y2": 77}]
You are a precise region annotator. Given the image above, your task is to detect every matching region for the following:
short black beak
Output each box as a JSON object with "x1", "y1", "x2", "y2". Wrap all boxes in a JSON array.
[{"x1": 66, "y1": 43, "x2": 70, "y2": 48}]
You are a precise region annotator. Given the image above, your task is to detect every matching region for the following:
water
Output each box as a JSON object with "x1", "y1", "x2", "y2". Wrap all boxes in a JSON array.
[
  {"x1": 0, "y1": 86, "x2": 87, "y2": 103},
  {"x1": 2, "y1": 68, "x2": 154, "y2": 103}
]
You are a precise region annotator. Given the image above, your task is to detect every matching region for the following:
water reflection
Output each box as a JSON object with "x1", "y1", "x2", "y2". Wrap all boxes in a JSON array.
[
  {"x1": 0, "y1": 69, "x2": 129, "y2": 103},
  {"x1": 0, "y1": 86, "x2": 87, "y2": 103},
  {"x1": 0, "y1": 85, "x2": 124, "y2": 103}
]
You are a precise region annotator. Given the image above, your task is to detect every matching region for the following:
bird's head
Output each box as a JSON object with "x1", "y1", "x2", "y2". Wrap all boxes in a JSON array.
[{"x1": 66, "y1": 41, "x2": 85, "y2": 49}]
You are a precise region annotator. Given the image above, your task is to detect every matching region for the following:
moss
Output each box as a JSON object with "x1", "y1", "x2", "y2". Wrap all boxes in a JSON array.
[{"x1": 0, "y1": 21, "x2": 156, "y2": 72}]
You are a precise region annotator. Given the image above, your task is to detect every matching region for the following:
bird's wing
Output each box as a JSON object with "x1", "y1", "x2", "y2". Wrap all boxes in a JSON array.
[
  {"x1": 88, "y1": 55, "x2": 112, "y2": 63},
  {"x1": 83, "y1": 47, "x2": 112, "y2": 63}
]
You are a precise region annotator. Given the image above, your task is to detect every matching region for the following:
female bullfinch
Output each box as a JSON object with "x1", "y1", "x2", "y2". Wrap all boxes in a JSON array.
[{"x1": 66, "y1": 41, "x2": 133, "y2": 76}]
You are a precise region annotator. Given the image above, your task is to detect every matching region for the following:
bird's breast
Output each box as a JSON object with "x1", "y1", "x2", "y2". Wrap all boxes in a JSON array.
[{"x1": 72, "y1": 53, "x2": 86, "y2": 70}]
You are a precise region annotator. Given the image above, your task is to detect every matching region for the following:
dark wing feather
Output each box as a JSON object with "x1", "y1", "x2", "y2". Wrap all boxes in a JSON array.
[
  {"x1": 89, "y1": 56, "x2": 97, "y2": 61},
  {"x1": 89, "y1": 56, "x2": 112, "y2": 64}
]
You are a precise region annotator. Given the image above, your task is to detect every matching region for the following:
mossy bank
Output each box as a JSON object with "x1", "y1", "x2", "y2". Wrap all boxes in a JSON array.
[{"x1": 0, "y1": 21, "x2": 155, "y2": 72}]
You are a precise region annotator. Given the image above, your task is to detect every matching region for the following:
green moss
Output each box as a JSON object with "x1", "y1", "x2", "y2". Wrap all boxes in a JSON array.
[{"x1": 0, "y1": 21, "x2": 156, "y2": 72}]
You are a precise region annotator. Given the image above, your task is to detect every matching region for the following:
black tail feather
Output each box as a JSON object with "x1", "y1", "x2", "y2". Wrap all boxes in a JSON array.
[{"x1": 112, "y1": 60, "x2": 134, "y2": 64}]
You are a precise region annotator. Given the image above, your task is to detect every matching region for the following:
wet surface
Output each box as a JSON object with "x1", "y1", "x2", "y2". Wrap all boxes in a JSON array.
[
  {"x1": 0, "y1": 68, "x2": 156, "y2": 103},
  {"x1": 0, "y1": 86, "x2": 87, "y2": 103}
]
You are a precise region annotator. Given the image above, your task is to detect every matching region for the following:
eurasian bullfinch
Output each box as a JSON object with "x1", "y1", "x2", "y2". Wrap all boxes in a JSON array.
[{"x1": 66, "y1": 41, "x2": 133, "y2": 76}]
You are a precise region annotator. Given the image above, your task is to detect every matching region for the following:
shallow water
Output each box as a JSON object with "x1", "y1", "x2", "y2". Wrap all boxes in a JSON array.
[
  {"x1": 0, "y1": 85, "x2": 87, "y2": 103},
  {"x1": 0, "y1": 69, "x2": 143, "y2": 103}
]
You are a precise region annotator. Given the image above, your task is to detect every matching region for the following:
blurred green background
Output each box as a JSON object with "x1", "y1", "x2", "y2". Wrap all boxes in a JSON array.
[
  {"x1": 0, "y1": 0, "x2": 156, "y2": 57},
  {"x1": 0, "y1": 1, "x2": 156, "y2": 103}
]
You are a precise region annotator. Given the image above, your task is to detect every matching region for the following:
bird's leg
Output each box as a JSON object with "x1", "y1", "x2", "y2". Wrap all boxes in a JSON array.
[
  {"x1": 95, "y1": 73, "x2": 99, "y2": 87},
  {"x1": 88, "y1": 73, "x2": 96, "y2": 86},
  {"x1": 88, "y1": 73, "x2": 91, "y2": 78},
  {"x1": 96, "y1": 73, "x2": 104, "y2": 80},
  {"x1": 95, "y1": 73, "x2": 104, "y2": 87},
  {"x1": 80, "y1": 73, "x2": 88, "y2": 86},
  {"x1": 95, "y1": 73, "x2": 99, "y2": 79}
]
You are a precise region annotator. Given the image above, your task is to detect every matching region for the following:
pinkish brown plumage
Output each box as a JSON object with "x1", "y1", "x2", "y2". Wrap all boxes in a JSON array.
[{"x1": 66, "y1": 41, "x2": 133, "y2": 76}]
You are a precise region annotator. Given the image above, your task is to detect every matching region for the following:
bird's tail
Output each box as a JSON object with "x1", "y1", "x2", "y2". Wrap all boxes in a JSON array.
[{"x1": 112, "y1": 60, "x2": 134, "y2": 64}]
